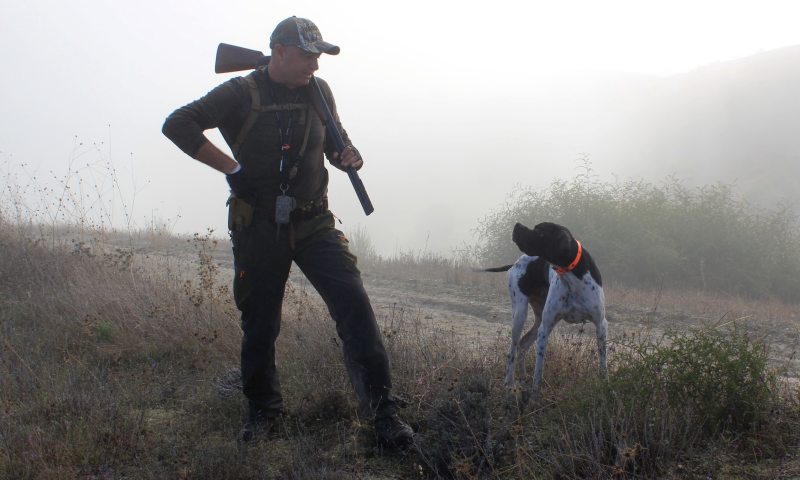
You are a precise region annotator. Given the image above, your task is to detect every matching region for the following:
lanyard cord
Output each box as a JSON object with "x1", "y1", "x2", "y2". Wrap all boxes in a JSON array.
[
  {"x1": 267, "y1": 77, "x2": 299, "y2": 185},
  {"x1": 266, "y1": 77, "x2": 313, "y2": 192},
  {"x1": 274, "y1": 103, "x2": 294, "y2": 177}
]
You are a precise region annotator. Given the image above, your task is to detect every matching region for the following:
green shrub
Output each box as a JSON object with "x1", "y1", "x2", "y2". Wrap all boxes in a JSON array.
[
  {"x1": 612, "y1": 326, "x2": 774, "y2": 435},
  {"x1": 473, "y1": 167, "x2": 800, "y2": 301},
  {"x1": 531, "y1": 326, "x2": 782, "y2": 478}
]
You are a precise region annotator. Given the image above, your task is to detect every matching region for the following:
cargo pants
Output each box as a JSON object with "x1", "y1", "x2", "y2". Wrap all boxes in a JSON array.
[{"x1": 230, "y1": 207, "x2": 397, "y2": 419}]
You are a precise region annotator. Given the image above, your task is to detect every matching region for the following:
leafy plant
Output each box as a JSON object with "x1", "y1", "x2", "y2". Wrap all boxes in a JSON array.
[{"x1": 473, "y1": 165, "x2": 800, "y2": 301}]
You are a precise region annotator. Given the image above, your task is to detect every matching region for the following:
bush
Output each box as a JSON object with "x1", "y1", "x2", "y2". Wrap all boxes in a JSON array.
[
  {"x1": 612, "y1": 326, "x2": 774, "y2": 435},
  {"x1": 530, "y1": 326, "x2": 784, "y2": 478},
  {"x1": 473, "y1": 167, "x2": 800, "y2": 301}
]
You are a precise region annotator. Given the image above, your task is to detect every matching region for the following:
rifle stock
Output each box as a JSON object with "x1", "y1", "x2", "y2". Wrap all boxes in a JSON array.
[
  {"x1": 214, "y1": 43, "x2": 375, "y2": 216},
  {"x1": 215, "y1": 43, "x2": 269, "y2": 73}
]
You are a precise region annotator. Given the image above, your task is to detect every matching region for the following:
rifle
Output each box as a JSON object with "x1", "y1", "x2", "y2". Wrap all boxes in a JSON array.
[{"x1": 214, "y1": 43, "x2": 374, "y2": 216}]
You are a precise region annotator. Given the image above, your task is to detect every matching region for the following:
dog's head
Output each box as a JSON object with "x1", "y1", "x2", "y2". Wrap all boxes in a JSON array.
[{"x1": 512, "y1": 222, "x2": 575, "y2": 261}]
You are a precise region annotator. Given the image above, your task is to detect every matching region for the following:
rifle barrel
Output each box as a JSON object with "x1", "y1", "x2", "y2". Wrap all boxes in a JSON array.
[{"x1": 310, "y1": 77, "x2": 374, "y2": 216}]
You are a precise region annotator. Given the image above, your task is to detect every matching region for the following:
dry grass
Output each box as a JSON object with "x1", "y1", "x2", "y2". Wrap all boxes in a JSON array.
[
  {"x1": 2, "y1": 218, "x2": 800, "y2": 479},
  {"x1": 6, "y1": 141, "x2": 799, "y2": 478},
  {"x1": 0, "y1": 224, "x2": 244, "y2": 478}
]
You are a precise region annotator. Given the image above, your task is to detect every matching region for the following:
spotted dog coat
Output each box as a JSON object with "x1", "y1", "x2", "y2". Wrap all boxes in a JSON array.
[{"x1": 482, "y1": 222, "x2": 607, "y2": 397}]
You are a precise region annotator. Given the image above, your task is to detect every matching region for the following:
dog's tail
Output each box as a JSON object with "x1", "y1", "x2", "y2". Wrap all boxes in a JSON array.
[{"x1": 472, "y1": 264, "x2": 514, "y2": 273}]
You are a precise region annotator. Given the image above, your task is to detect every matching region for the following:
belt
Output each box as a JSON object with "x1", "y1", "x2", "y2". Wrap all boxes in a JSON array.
[
  {"x1": 290, "y1": 197, "x2": 328, "y2": 222},
  {"x1": 250, "y1": 194, "x2": 328, "y2": 223}
]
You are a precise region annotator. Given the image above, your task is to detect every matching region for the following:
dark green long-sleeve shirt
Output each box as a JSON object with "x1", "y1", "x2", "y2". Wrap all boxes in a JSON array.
[{"x1": 162, "y1": 67, "x2": 353, "y2": 205}]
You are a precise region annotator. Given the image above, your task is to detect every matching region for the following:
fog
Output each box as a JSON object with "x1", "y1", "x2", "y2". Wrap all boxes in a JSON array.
[{"x1": 3, "y1": 0, "x2": 800, "y2": 255}]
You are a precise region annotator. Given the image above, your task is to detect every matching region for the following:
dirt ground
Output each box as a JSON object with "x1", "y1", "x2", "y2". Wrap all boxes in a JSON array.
[
  {"x1": 291, "y1": 261, "x2": 800, "y2": 380},
  {"x1": 101, "y1": 231, "x2": 800, "y2": 380}
]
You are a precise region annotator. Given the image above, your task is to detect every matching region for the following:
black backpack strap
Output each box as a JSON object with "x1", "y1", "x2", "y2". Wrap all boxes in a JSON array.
[
  {"x1": 231, "y1": 73, "x2": 261, "y2": 158},
  {"x1": 232, "y1": 72, "x2": 311, "y2": 159}
]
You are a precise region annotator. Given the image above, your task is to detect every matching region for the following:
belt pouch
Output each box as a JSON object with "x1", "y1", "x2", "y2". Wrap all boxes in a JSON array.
[{"x1": 228, "y1": 197, "x2": 255, "y2": 231}]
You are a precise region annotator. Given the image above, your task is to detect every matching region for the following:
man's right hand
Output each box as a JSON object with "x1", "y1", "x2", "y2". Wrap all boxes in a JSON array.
[{"x1": 226, "y1": 167, "x2": 252, "y2": 197}]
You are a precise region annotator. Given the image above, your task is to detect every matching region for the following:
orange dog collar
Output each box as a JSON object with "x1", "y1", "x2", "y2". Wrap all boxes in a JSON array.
[{"x1": 554, "y1": 240, "x2": 582, "y2": 275}]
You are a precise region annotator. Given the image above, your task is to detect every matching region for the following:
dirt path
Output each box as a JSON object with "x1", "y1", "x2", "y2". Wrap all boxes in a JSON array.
[
  {"x1": 353, "y1": 269, "x2": 800, "y2": 378},
  {"x1": 121, "y1": 238, "x2": 800, "y2": 379}
]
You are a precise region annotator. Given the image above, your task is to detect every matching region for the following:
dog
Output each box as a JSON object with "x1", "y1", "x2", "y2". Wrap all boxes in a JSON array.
[{"x1": 481, "y1": 222, "x2": 608, "y2": 398}]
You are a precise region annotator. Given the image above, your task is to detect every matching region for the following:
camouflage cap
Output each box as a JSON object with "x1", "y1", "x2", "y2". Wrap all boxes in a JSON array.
[{"x1": 270, "y1": 16, "x2": 340, "y2": 55}]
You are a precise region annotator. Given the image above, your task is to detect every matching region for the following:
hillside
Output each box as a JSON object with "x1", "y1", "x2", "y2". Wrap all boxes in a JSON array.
[
  {"x1": 496, "y1": 45, "x2": 800, "y2": 211},
  {"x1": 573, "y1": 45, "x2": 800, "y2": 208},
  {"x1": 620, "y1": 45, "x2": 800, "y2": 205}
]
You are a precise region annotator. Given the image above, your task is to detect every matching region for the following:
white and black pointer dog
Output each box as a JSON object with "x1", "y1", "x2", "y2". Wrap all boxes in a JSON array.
[{"x1": 482, "y1": 222, "x2": 607, "y2": 398}]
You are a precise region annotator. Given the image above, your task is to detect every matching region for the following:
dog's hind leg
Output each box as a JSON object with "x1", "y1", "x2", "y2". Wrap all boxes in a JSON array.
[
  {"x1": 516, "y1": 311, "x2": 541, "y2": 377},
  {"x1": 517, "y1": 299, "x2": 544, "y2": 366},
  {"x1": 504, "y1": 288, "x2": 529, "y2": 386}
]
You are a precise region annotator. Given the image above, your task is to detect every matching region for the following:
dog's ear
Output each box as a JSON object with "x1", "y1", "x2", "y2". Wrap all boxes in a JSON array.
[
  {"x1": 512, "y1": 223, "x2": 526, "y2": 244},
  {"x1": 557, "y1": 228, "x2": 571, "y2": 244},
  {"x1": 512, "y1": 223, "x2": 538, "y2": 254},
  {"x1": 554, "y1": 228, "x2": 574, "y2": 256}
]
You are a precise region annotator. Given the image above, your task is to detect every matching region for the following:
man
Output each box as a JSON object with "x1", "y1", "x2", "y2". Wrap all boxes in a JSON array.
[{"x1": 162, "y1": 16, "x2": 413, "y2": 447}]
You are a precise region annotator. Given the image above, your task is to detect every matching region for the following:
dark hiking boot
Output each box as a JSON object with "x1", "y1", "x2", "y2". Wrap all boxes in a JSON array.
[
  {"x1": 238, "y1": 409, "x2": 280, "y2": 442},
  {"x1": 374, "y1": 412, "x2": 414, "y2": 449}
]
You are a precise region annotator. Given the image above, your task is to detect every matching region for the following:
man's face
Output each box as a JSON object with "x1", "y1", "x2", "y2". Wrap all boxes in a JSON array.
[{"x1": 272, "y1": 45, "x2": 320, "y2": 88}]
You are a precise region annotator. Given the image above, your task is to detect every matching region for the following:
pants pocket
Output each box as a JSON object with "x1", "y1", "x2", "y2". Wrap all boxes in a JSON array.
[
  {"x1": 231, "y1": 228, "x2": 253, "y2": 311},
  {"x1": 228, "y1": 197, "x2": 255, "y2": 231},
  {"x1": 233, "y1": 266, "x2": 252, "y2": 311}
]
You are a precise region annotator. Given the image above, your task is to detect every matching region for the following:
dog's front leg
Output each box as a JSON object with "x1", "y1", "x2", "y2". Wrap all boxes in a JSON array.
[
  {"x1": 531, "y1": 308, "x2": 557, "y2": 399},
  {"x1": 594, "y1": 313, "x2": 609, "y2": 378},
  {"x1": 505, "y1": 291, "x2": 529, "y2": 386}
]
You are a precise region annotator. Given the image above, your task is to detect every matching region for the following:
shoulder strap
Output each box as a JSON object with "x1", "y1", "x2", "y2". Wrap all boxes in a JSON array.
[
  {"x1": 232, "y1": 72, "x2": 313, "y2": 159},
  {"x1": 308, "y1": 79, "x2": 343, "y2": 160},
  {"x1": 308, "y1": 79, "x2": 328, "y2": 124},
  {"x1": 231, "y1": 73, "x2": 261, "y2": 158}
]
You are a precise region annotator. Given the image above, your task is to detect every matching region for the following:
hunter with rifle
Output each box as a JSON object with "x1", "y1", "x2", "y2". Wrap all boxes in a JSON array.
[{"x1": 162, "y1": 16, "x2": 413, "y2": 447}]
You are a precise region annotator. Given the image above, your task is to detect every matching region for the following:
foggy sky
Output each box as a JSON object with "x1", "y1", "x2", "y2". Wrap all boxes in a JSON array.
[{"x1": 3, "y1": 0, "x2": 800, "y2": 255}]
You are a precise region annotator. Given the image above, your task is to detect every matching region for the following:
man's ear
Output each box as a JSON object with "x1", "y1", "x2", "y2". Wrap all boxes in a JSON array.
[{"x1": 271, "y1": 44, "x2": 285, "y2": 61}]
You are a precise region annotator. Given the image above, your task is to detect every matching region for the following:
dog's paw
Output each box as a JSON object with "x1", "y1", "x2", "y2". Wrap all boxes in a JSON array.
[{"x1": 520, "y1": 387, "x2": 542, "y2": 408}]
